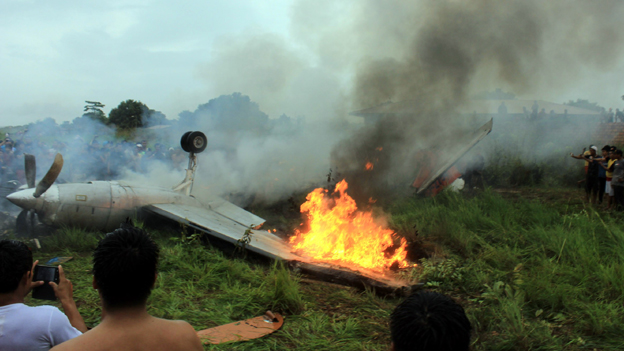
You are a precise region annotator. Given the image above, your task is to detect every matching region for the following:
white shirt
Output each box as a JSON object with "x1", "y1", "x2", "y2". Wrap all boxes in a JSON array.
[{"x1": 0, "y1": 303, "x2": 82, "y2": 351}]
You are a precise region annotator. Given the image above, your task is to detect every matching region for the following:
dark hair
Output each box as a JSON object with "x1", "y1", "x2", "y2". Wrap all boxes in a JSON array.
[
  {"x1": 0, "y1": 240, "x2": 33, "y2": 293},
  {"x1": 616, "y1": 150, "x2": 623, "y2": 156},
  {"x1": 390, "y1": 291, "x2": 471, "y2": 351},
  {"x1": 93, "y1": 227, "x2": 160, "y2": 309},
  {"x1": 602, "y1": 145, "x2": 611, "y2": 151}
]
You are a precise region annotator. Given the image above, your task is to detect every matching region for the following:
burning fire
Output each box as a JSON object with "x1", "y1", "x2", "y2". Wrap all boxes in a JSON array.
[
  {"x1": 365, "y1": 161, "x2": 374, "y2": 170},
  {"x1": 289, "y1": 180, "x2": 409, "y2": 272}
]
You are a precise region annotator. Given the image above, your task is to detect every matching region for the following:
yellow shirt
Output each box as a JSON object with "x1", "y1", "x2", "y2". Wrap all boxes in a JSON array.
[
  {"x1": 607, "y1": 159, "x2": 615, "y2": 178},
  {"x1": 584, "y1": 151, "x2": 591, "y2": 167}
]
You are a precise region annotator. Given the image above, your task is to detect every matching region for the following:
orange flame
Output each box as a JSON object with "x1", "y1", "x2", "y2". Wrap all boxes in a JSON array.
[
  {"x1": 289, "y1": 180, "x2": 409, "y2": 272},
  {"x1": 376, "y1": 146, "x2": 383, "y2": 151},
  {"x1": 365, "y1": 161, "x2": 374, "y2": 170}
]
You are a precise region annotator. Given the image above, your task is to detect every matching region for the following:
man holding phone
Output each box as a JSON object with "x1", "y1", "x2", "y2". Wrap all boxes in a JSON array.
[{"x1": 0, "y1": 240, "x2": 87, "y2": 350}]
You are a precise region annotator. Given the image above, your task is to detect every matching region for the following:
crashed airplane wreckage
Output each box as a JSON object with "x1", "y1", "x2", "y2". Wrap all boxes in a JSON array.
[
  {"x1": 6, "y1": 131, "x2": 411, "y2": 295},
  {"x1": 412, "y1": 118, "x2": 493, "y2": 195},
  {"x1": 7, "y1": 121, "x2": 492, "y2": 295}
]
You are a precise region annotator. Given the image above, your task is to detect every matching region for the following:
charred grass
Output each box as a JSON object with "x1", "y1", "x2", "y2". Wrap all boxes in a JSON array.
[{"x1": 17, "y1": 187, "x2": 624, "y2": 350}]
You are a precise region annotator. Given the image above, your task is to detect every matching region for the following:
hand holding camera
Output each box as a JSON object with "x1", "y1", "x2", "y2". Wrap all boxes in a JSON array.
[{"x1": 31, "y1": 264, "x2": 73, "y2": 301}]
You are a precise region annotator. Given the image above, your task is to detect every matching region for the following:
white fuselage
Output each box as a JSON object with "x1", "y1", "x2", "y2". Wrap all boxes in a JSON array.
[{"x1": 7, "y1": 181, "x2": 200, "y2": 231}]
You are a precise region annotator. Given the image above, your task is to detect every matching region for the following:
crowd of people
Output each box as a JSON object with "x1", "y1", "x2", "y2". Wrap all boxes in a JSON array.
[
  {"x1": 571, "y1": 144, "x2": 624, "y2": 210},
  {"x1": 600, "y1": 108, "x2": 624, "y2": 123},
  {"x1": 0, "y1": 133, "x2": 188, "y2": 187},
  {"x1": 0, "y1": 225, "x2": 472, "y2": 351}
]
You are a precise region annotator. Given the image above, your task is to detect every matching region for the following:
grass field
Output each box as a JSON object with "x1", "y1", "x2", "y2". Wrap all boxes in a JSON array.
[{"x1": 19, "y1": 187, "x2": 624, "y2": 350}]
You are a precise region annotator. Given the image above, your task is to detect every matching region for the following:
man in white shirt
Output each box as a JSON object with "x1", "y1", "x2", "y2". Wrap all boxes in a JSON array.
[{"x1": 0, "y1": 240, "x2": 87, "y2": 350}]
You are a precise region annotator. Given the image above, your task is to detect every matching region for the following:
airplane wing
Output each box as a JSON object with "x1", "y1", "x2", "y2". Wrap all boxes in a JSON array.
[
  {"x1": 145, "y1": 203, "x2": 300, "y2": 261},
  {"x1": 414, "y1": 118, "x2": 493, "y2": 194},
  {"x1": 198, "y1": 197, "x2": 266, "y2": 229}
]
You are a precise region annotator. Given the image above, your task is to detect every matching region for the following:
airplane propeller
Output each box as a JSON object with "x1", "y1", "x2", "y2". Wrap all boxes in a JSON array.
[
  {"x1": 14, "y1": 153, "x2": 63, "y2": 237},
  {"x1": 34, "y1": 153, "x2": 63, "y2": 198},
  {"x1": 25, "y1": 154, "x2": 36, "y2": 189}
]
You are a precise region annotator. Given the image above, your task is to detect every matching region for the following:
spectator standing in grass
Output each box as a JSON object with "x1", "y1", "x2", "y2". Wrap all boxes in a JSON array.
[
  {"x1": 51, "y1": 226, "x2": 203, "y2": 351},
  {"x1": 609, "y1": 150, "x2": 624, "y2": 211},
  {"x1": 390, "y1": 290, "x2": 471, "y2": 351},
  {"x1": 0, "y1": 240, "x2": 87, "y2": 350},
  {"x1": 571, "y1": 145, "x2": 601, "y2": 204},
  {"x1": 596, "y1": 145, "x2": 610, "y2": 205},
  {"x1": 600, "y1": 146, "x2": 616, "y2": 209}
]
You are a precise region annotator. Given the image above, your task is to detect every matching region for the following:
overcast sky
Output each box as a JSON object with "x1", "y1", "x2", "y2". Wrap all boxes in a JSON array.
[
  {"x1": 0, "y1": 0, "x2": 295, "y2": 125},
  {"x1": 2, "y1": 0, "x2": 624, "y2": 126}
]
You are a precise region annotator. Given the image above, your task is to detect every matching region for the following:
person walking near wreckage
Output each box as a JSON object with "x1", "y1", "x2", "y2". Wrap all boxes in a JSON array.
[{"x1": 571, "y1": 145, "x2": 601, "y2": 204}]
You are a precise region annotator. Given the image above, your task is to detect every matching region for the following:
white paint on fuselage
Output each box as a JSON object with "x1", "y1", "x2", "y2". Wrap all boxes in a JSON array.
[{"x1": 26, "y1": 181, "x2": 200, "y2": 231}]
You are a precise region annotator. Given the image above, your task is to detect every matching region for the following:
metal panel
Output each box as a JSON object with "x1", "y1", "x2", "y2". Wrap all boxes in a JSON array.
[
  {"x1": 147, "y1": 203, "x2": 297, "y2": 261},
  {"x1": 416, "y1": 119, "x2": 493, "y2": 194},
  {"x1": 106, "y1": 183, "x2": 139, "y2": 231},
  {"x1": 55, "y1": 182, "x2": 112, "y2": 229},
  {"x1": 198, "y1": 197, "x2": 266, "y2": 228}
]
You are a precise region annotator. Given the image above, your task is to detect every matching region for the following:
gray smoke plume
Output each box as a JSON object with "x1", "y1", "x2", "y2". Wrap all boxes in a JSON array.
[
  {"x1": 105, "y1": 0, "x2": 624, "y2": 206},
  {"x1": 330, "y1": 0, "x2": 624, "y2": 201}
]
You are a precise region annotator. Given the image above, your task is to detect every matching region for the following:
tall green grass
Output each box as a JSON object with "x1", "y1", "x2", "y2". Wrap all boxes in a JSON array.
[
  {"x1": 391, "y1": 189, "x2": 624, "y2": 350},
  {"x1": 26, "y1": 226, "x2": 392, "y2": 350},
  {"x1": 20, "y1": 189, "x2": 624, "y2": 350},
  {"x1": 38, "y1": 226, "x2": 102, "y2": 253}
]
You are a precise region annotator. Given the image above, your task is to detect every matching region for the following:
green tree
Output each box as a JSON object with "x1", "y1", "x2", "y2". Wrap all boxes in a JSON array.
[
  {"x1": 83, "y1": 101, "x2": 107, "y2": 124},
  {"x1": 108, "y1": 99, "x2": 150, "y2": 129}
]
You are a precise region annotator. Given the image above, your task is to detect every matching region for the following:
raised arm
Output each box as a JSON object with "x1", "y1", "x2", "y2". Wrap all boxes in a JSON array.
[{"x1": 49, "y1": 265, "x2": 88, "y2": 333}]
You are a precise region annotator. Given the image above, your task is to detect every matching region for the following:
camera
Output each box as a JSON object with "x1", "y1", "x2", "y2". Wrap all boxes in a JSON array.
[{"x1": 31, "y1": 265, "x2": 59, "y2": 301}]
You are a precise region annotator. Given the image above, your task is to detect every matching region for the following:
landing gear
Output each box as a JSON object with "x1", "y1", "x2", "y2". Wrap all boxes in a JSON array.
[{"x1": 181, "y1": 131, "x2": 207, "y2": 154}]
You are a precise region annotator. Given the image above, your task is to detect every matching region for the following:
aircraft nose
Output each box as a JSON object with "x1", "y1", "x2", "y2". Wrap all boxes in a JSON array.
[{"x1": 6, "y1": 189, "x2": 38, "y2": 210}]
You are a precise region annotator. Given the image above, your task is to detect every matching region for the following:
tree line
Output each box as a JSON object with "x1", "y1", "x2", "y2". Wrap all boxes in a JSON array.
[{"x1": 82, "y1": 99, "x2": 168, "y2": 129}]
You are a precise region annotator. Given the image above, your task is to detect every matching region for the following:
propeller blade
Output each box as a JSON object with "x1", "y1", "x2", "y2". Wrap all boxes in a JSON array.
[
  {"x1": 33, "y1": 153, "x2": 63, "y2": 198},
  {"x1": 24, "y1": 154, "x2": 36, "y2": 189}
]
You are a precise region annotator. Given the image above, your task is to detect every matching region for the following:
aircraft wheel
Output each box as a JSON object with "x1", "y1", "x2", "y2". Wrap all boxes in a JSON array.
[
  {"x1": 180, "y1": 131, "x2": 192, "y2": 152},
  {"x1": 185, "y1": 131, "x2": 208, "y2": 153}
]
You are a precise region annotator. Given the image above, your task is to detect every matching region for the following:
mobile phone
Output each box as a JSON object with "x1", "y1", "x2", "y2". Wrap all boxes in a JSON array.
[{"x1": 32, "y1": 265, "x2": 59, "y2": 301}]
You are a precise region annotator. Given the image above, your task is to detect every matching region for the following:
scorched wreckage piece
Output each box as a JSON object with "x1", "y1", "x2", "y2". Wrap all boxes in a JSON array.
[
  {"x1": 412, "y1": 119, "x2": 493, "y2": 195},
  {"x1": 6, "y1": 131, "x2": 414, "y2": 295}
]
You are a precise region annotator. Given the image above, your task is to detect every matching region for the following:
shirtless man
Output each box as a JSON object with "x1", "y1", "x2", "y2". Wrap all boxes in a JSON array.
[{"x1": 51, "y1": 226, "x2": 203, "y2": 351}]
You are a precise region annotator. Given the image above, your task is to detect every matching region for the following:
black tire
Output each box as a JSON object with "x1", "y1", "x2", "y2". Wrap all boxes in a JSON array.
[
  {"x1": 180, "y1": 131, "x2": 192, "y2": 152},
  {"x1": 185, "y1": 131, "x2": 208, "y2": 153}
]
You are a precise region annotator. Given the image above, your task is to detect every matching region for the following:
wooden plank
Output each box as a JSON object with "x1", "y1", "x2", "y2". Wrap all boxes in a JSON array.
[
  {"x1": 289, "y1": 261, "x2": 413, "y2": 297},
  {"x1": 197, "y1": 311, "x2": 284, "y2": 344}
]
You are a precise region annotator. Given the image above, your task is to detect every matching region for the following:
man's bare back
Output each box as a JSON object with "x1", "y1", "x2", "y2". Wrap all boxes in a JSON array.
[{"x1": 51, "y1": 312, "x2": 203, "y2": 351}]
